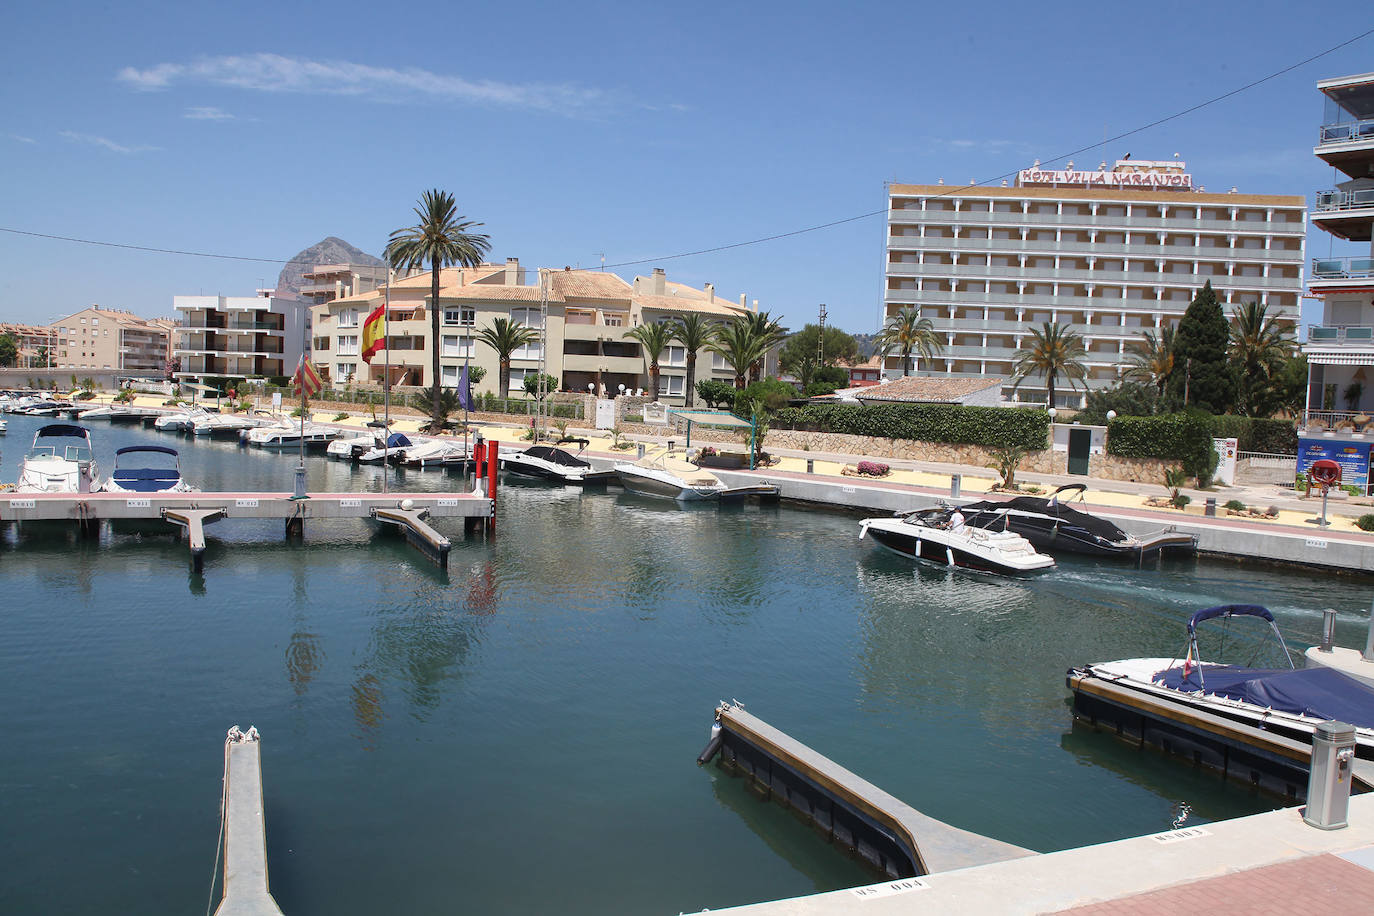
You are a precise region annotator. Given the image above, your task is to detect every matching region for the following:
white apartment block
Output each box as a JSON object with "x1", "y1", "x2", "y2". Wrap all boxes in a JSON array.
[
  {"x1": 1304, "y1": 71, "x2": 1374, "y2": 422},
  {"x1": 50, "y1": 306, "x2": 172, "y2": 372},
  {"x1": 311, "y1": 259, "x2": 754, "y2": 404},
  {"x1": 885, "y1": 160, "x2": 1307, "y2": 407},
  {"x1": 173, "y1": 294, "x2": 306, "y2": 383}
]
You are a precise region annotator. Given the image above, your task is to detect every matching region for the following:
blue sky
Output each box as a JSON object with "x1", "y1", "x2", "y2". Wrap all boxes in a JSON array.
[{"x1": 2, "y1": 1, "x2": 1372, "y2": 335}]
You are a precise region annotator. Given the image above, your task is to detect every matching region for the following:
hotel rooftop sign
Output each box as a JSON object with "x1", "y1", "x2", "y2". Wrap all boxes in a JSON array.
[{"x1": 1017, "y1": 165, "x2": 1193, "y2": 190}]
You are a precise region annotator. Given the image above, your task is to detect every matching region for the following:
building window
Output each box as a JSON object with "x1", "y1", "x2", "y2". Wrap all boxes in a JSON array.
[
  {"x1": 512, "y1": 339, "x2": 542, "y2": 360},
  {"x1": 659, "y1": 375, "x2": 685, "y2": 397},
  {"x1": 337, "y1": 335, "x2": 359, "y2": 356},
  {"x1": 603, "y1": 313, "x2": 624, "y2": 327},
  {"x1": 91, "y1": 317, "x2": 99, "y2": 326},
  {"x1": 712, "y1": 353, "x2": 730, "y2": 371},
  {"x1": 337, "y1": 309, "x2": 359, "y2": 328},
  {"x1": 441, "y1": 335, "x2": 474, "y2": 358},
  {"x1": 508, "y1": 367, "x2": 532, "y2": 388},
  {"x1": 336, "y1": 362, "x2": 357, "y2": 381},
  {"x1": 444, "y1": 307, "x2": 475, "y2": 326},
  {"x1": 660, "y1": 346, "x2": 687, "y2": 368},
  {"x1": 510, "y1": 307, "x2": 543, "y2": 330}
]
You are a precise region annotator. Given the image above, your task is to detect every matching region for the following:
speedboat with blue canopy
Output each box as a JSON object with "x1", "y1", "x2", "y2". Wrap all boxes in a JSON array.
[
  {"x1": 16, "y1": 423, "x2": 99, "y2": 492},
  {"x1": 1069, "y1": 604, "x2": 1374, "y2": 761},
  {"x1": 356, "y1": 432, "x2": 412, "y2": 464},
  {"x1": 97, "y1": 445, "x2": 197, "y2": 493}
]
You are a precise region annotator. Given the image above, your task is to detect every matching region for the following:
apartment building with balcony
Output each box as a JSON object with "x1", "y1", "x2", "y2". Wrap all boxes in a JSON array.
[
  {"x1": 1305, "y1": 71, "x2": 1374, "y2": 424},
  {"x1": 311, "y1": 259, "x2": 752, "y2": 403},
  {"x1": 173, "y1": 294, "x2": 305, "y2": 384},
  {"x1": 49, "y1": 306, "x2": 172, "y2": 373},
  {"x1": 885, "y1": 160, "x2": 1306, "y2": 407},
  {"x1": 0, "y1": 322, "x2": 57, "y2": 368},
  {"x1": 298, "y1": 263, "x2": 389, "y2": 306}
]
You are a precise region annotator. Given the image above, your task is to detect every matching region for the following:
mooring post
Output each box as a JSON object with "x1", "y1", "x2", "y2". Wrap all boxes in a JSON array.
[
  {"x1": 486, "y1": 439, "x2": 500, "y2": 534},
  {"x1": 284, "y1": 517, "x2": 303, "y2": 541},
  {"x1": 1364, "y1": 597, "x2": 1374, "y2": 663}
]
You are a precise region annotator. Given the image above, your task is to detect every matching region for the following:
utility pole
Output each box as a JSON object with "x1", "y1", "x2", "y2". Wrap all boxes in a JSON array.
[
  {"x1": 817, "y1": 303, "x2": 827, "y2": 366},
  {"x1": 1184, "y1": 357, "x2": 1191, "y2": 406}
]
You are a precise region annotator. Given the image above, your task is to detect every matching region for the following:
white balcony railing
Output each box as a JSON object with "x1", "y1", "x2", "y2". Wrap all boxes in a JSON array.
[
  {"x1": 1315, "y1": 189, "x2": 1374, "y2": 212},
  {"x1": 1311, "y1": 257, "x2": 1374, "y2": 280},
  {"x1": 1319, "y1": 118, "x2": 1374, "y2": 145}
]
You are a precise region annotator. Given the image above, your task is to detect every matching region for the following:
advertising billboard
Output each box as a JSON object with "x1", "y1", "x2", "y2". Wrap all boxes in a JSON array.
[{"x1": 1297, "y1": 437, "x2": 1371, "y2": 495}]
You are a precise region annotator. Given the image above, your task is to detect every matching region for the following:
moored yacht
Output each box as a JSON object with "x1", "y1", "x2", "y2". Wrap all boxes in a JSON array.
[
  {"x1": 16, "y1": 423, "x2": 100, "y2": 493},
  {"x1": 859, "y1": 506, "x2": 1055, "y2": 575},
  {"x1": 502, "y1": 444, "x2": 592, "y2": 483},
  {"x1": 155, "y1": 406, "x2": 212, "y2": 432},
  {"x1": 245, "y1": 420, "x2": 340, "y2": 448},
  {"x1": 614, "y1": 449, "x2": 726, "y2": 501},
  {"x1": 192, "y1": 413, "x2": 265, "y2": 438},
  {"x1": 97, "y1": 445, "x2": 198, "y2": 493}
]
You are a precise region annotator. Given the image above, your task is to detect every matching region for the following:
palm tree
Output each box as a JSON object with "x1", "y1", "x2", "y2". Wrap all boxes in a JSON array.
[
  {"x1": 673, "y1": 314, "x2": 713, "y2": 407},
  {"x1": 708, "y1": 318, "x2": 767, "y2": 389},
  {"x1": 875, "y1": 308, "x2": 942, "y2": 376},
  {"x1": 1011, "y1": 322, "x2": 1088, "y2": 409},
  {"x1": 1124, "y1": 326, "x2": 1175, "y2": 396},
  {"x1": 739, "y1": 311, "x2": 787, "y2": 383},
  {"x1": 476, "y1": 318, "x2": 540, "y2": 400},
  {"x1": 623, "y1": 321, "x2": 675, "y2": 401},
  {"x1": 1229, "y1": 302, "x2": 1294, "y2": 417},
  {"x1": 384, "y1": 189, "x2": 491, "y2": 427}
]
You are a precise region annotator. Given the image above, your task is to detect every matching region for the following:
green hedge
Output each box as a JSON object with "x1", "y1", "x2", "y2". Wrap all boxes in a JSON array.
[
  {"x1": 1107, "y1": 412, "x2": 1219, "y2": 479},
  {"x1": 1188, "y1": 414, "x2": 1297, "y2": 456},
  {"x1": 770, "y1": 403, "x2": 1049, "y2": 450}
]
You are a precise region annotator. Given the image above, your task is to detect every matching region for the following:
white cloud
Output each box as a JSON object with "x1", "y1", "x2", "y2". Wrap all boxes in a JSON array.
[
  {"x1": 117, "y1": 53, "x2": 613, "y2": 114},
  {"x1": 59, "y1": 131, "x2": 159, "y2": 154},
  {"x1": 184, "y1": 106, "x2": 235, "y2": 120},
  {"x1": 10, "y1": 134, "x2": 36, "y2": 144}
]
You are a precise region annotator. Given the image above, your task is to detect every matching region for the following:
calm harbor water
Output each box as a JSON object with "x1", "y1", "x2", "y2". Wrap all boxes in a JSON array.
[{"x1": 1, "y1": 413, "x2": 1371, "y2": 914}]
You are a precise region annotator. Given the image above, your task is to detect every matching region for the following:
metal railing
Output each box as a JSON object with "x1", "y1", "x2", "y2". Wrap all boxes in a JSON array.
[
  {"x1": 292, "y1": 386, "x2": 587, "y2": 421},
  {"x1": 1235, "y1": 451, "x2": 1297, "y2": 486},
  {"x1": 1302, "y1": 409, "x2": 1371, "y2": 430},
  {"x1": 1315, "y1": 188, "x2": 1374, "y2": 212},
  {"x1": 1306, "y1": 325, "x2": 1374, "y2": 344},
  {"x1": 1319, "y1": 117, "x2": 1374, "y2": 145},
  {"x1": 1312, "y1": 257, "x2": 1374, "y2": 280}
]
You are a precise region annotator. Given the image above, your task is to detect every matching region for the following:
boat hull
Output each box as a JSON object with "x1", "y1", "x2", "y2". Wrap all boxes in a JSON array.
[
  {"x1": 617, "y1": 469, "x2": 719, "y2": 501},
  {"x1": 864, "y1": 524, "x2": 1049, "y2": 575}
]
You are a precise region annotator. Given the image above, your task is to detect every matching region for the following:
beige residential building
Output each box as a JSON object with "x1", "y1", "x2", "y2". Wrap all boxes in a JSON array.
[
  {"x1": 299, "y1": 263, "x2": 389, "y2": 306},
  {"x1": 50, "y1": 306, "x2": 172, "y2": 372},
  {"x1": 885, "y1": 160, "x2": 1306, "y2": 407},
  {"x1": 311, "y1": 259, "x2": 756, "y2": 403},
  {"x1": 0, "y1": 322, "x2": 58, "y2": 368}
]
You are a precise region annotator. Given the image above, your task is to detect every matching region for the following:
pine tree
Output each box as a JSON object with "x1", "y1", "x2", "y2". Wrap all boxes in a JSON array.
[{"x1": 1168, "y1": 281, "x2": 1235, "y2": 414}]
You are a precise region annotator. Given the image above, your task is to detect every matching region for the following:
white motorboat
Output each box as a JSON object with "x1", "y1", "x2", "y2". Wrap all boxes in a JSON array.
[
  {"x1": 155, "y1": 407, "x2": 212, "y2": 432},
  {"x1": 356, "y1": 432, "x2": 413, "y2": 464},
  {"x1": 0, "y1": 418, "x2": 6, "y2": 434},
  {"x1": 327, "y1": 427, "x2": 390, "y2": 460},
  {"x1": 18, "y1": 399, "x2": 69, "y2": 416},
  {"x1": 245, "y1": 420, "x2": 340, "y2": 448},
  {"x1": 859, "y1": 506, "x2": 1055, "y2": 575},
  {"x1": 192, "y1": 413, "x2": 265, "y2": 438},
  {"x1": 78, "y1": 405, "x2": 161, "y2": 424},
  {"x1": 400, "y1": 437, "x2": 468, "y2": 468},
  {"x1": 502, "y1": 444, "x2": 592, "y2": 483},
  {"x1": 16, "y1": 423, "x2": 100, "y2": 493},
  {"x1": 614, "y1": 450, "x2": 726, "y2": 501},
  {"x1": 97, "y1": 445, "x2": 198, "y2": 493},
  {"x1": 1069, "y1": 604, "x2": 1374, "y2": 761}
]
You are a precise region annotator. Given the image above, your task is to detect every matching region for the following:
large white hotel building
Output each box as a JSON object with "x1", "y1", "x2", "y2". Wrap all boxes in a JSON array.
[{"x1": 883, "y1": 160, "x2": 1306, "y2": 406}]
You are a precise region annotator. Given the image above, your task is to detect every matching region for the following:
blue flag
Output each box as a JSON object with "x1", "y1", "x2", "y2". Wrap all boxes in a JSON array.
[{"x1": 457, "y1": 364, "x2": 473, "y2": 411}]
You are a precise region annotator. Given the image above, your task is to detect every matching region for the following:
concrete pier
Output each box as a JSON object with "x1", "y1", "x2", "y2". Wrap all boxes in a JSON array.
[
  {"x1": 215, "y1": 727, "x2": 283, "y2": 916},
  {"x1": 700, "y1": 703, "x2": 1034, "y2": 878},
  {"x1": 0, "y1": 491, "x2": 490, "y2": 570}
]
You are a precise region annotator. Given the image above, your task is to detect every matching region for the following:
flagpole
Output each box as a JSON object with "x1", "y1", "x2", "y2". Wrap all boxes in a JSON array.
[
  {"x1": 293, "y1": 302, "x2": 307, "y2": 500},
  {"x1": 463, "y1": 319, "x2": 471, "y2": 485},
  {"x1": 383, "y1": 273, "x2": 391, "y2": 494}
]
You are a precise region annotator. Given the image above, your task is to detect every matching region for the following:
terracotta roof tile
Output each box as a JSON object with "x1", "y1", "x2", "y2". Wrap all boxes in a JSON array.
[
  {"x1": 854, "y1": 376, "x2": 1004, "y2": 403},
  {"x1": 549, "y1": 270, "x2": 633, "y2": 300},
  {"x1": 634, "y1": 294, "x2": 749, "y2": 318}
]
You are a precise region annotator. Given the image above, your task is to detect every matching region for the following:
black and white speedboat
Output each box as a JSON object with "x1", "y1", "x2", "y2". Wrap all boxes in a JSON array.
[
  {"x1": 959, "y1": 484, "x2": 1197, "y2": 559},
  {"x1": 502, "y1": 444, "x2": 592, "y2": 484},
  {"x1": 97, "y1": 445, "x2": 197, "y2": 493},
  {"x1": 1069, "y1": 604, "x2": 1374, "y2": 761},
  {"x1": 859, "y1": 506, "x2": 1055, "y2": 576}
]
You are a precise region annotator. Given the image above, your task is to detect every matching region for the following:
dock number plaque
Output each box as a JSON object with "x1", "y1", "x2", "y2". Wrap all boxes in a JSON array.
[
  {"x1": 10, "y1": 499, "x2": 36, "y2": 509},
  {"x1": 235, "y1": 499, "x2": 259, "y2": 508},
  {"x1": 1305, "y1": 538, "x2": 1328, "y2": 549},
  {"x1": 1150, "y1": 826, "x2": 1210, "y2": 844},
  {"x1": 851, "y1": 877, "x2": 929, "y2": 899},
  {"x1": 126, "y1": 499, "x2": 152, "y2": 508},
  {"x1": 437, "y1": 498, "x2": 460, "y2": 507},
  {"x1": 340, "y1": 499, "x2": 362, "y2": 508}
]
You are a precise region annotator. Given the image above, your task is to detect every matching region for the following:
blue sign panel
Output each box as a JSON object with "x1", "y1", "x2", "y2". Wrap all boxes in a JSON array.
[{"x1": 1298, "y1": 437, "x2": 1371, "y2": 495}]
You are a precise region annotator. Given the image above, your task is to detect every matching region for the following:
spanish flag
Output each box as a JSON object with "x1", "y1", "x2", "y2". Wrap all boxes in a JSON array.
[
  {"x1": 361, "y1": 304, "x2": 387, "y2": 364},
  {"x1": 293, "y1": 356, "x2": 323, "y2": 398}
]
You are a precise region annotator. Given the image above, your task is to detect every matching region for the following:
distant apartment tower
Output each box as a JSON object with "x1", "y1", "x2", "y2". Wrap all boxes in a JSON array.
[
  {"x1": 298, "y1": 263, "x2": 389, "y2": 306},
  {"x1": 1304, "y1": 71, "x2": 1374, "y2": 420},
  {"x1": 173, "y1": 294, "x2": 305, "y2": 384},
  {"x1": 885, "y1": 161, "x2": 1306, "y2": 407},
  {"x1": 50, "y1": 306, "x2": 171, "y2": 372}
]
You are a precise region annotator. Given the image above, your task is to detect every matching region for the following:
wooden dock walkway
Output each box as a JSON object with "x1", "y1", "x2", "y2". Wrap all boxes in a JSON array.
[{"x1": 0, "y1": 490, "x2": 492, "y2": 571}]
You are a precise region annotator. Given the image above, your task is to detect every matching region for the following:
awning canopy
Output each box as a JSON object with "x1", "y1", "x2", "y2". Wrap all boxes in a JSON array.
[
  {"x1": 1306, "y1": 353, "x2": 1374, "y2": 366},
  {"x1": 668, "y1": 409, "x2": 752, "y2": 429},
  {"x1": 181, "y1": 382, "x2": 221, "y2": 392}
]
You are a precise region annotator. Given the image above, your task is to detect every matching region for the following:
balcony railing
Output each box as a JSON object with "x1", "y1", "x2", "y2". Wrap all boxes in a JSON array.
[
  {"x1": 1319, "y1": 118, "x2": 1374, "y2": 145},
  {"x1": 1315, "y1": 189, "x2": 1374, "y2": 212},
  {"x1": 1311, "y1": 257, "x2": 1374, "y2": 279},
  {"x1": 1306, "y1": 325, "x2": 1374, "y2": 344}
]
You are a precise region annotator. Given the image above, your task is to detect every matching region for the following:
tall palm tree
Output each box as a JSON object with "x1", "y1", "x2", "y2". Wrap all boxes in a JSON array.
[
  {"x1": 1124, "y1": 325, "x2": 1175, "y2": 396},
  {"x1": 477, "y1": 318, "x2": 540, "y2": 399},
  {"x1": 708, "y1": 318, "x2": 767, "y2": 389},
  {"x1": 734, "y1": 310, "x2": 786, "y2": 383},
  {"x1": 673, "y1": 314, "x2": 713, "y2": 407},
  {"x1": 1229, "y1": 302, "x2": 1294, "y2": 417},
  {"x1": 384, "y1": 189, "x2": 491, "y2": 427},
  {"x1": 1011, "y1": 322, "x2": 1088, "y2": 409},
  {"x1": 875, "y1": 307, "x2": 942, "y2": 376},
  {"x1": 623, "y1": 321, "x2": 675, "y2": 401}
]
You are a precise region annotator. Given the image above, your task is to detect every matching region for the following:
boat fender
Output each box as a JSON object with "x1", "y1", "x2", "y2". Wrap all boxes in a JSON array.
[
  {"x1": 696, "y1": 722, "x2": 723, "y2": 766},
  {"x1": 946, "y1": 546, "x2": 955, "y2": 567},
  {"x1": 858, "y1": 521, "x2": 869, "y2": 540}
]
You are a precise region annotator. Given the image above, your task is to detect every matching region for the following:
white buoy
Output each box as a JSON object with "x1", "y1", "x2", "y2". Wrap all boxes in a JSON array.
[{"x1": 400, "y1": 498, "x2": 414, "y2": 511}]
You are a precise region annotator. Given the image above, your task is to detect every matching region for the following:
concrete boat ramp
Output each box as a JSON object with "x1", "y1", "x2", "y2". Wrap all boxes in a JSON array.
[{"x1": 0, "y1": 490, "x2": 492, "y2": 571}]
